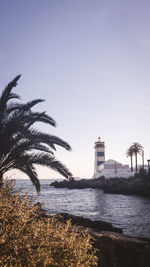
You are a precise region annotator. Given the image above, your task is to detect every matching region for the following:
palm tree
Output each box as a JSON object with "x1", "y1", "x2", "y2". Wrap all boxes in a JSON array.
[
  {"x1": 0, "y1": 75, "x2": 72, "y2": 192},
  {"x1": 130, "y1": 142, "x2": 143, "y2": 173},
  {"x1": 126, "y1": 147, "x2": 134, "y2": 172}
]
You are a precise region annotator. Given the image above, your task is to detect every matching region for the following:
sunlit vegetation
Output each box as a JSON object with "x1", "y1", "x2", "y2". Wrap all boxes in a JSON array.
[{"x1": 0, "y1": 182, "x2": 98, "y2": 266}]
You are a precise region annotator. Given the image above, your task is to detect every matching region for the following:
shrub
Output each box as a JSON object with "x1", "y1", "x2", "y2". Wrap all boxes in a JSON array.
[{"x1": 0, "y1": 183, "x2": 98, "y2": 266}]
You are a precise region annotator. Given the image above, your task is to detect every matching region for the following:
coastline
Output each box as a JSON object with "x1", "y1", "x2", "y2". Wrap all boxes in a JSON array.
[
  {"x1": 15, "y1": 179, "x2": 150, "y2": 266},
  {"x1": 50, "y1": 176, "x2": 150, "y2": 197},
  {"x1": 40, "y1": 210, "x2": 150, "y2": 267},
  {"x1": 15, "y1": 179, "x2": 150, "y2": 238}
]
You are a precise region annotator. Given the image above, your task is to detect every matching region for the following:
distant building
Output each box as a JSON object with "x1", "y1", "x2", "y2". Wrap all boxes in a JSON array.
[
  {"x1": 99, "y1": 159, "x2": 132, "y2": 178},
  {"x1": 94, "y1": 137, "x2": 105, "y2": 174},
  {"x1": 93, "y1": 137, "x2": 134, "y2": 179}
]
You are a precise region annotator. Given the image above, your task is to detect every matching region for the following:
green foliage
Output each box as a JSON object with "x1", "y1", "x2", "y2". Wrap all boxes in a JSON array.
[{"x1": 0, "y1": 183, "x2": 98, "y2": 266}]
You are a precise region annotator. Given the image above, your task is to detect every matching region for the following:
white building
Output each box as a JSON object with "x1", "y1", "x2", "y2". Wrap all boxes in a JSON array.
[
  {"x1": 99, "y1": 159, "x2": 133, "y2": 178},
  {"x1": 93, "y1": 137, "x2": 134, "y2": 179}
]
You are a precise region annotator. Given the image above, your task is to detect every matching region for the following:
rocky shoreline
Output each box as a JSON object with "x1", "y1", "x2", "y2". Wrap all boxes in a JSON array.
[
  {"x1": 50, "y1": 176, "x2": 150, "y2": 197},
  {"x1": 38, "y1": 208, "x2": 150, "y2": 267},
  {"x1": 37, "y1": 201, "x2": 150, "y2": 267},
  {"x1": 50, "y1": 213, "x2": 150, "y2": 267},
  {"x1": 58, "y1": 212, "x2": 122, "y2": 234},
  {"x1": 49, "y1": 178, "x2": 150, "y2": 266}
]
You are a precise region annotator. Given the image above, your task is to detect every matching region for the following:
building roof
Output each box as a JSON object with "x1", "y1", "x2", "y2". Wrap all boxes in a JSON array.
[{"x1": 104, "y1": 159, "x2": 122, "y2": 165}]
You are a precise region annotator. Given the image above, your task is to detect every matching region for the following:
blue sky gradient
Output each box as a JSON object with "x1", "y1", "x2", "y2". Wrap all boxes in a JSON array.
[{"x1": 0, "y1": 0, "x2": 150, "y2": 178}]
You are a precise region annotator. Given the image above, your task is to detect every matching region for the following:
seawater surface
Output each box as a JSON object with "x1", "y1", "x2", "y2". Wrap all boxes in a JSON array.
[{"x1": 14, "y1": 179, "x2": 150, "y2": 238}]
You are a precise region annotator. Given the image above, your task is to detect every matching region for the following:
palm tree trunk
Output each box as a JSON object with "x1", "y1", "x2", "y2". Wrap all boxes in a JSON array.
[
  {"x1": 131, "y1": 155, "x2": 133, "y2": 172},
  {"x1": 142, "y1": 151, "x2": 144, "y2": 169},
  {"x1": 135, "y1": 152, "x2": 138, "y2": 172}
]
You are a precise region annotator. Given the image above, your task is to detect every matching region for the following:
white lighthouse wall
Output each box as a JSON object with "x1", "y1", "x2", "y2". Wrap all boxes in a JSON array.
[
  {"x1": 93, "y1": 139, "x2": 105, "y2": 177},
  {"x1": 97, "y1": 147, "x2": 105, "y2": 152},
  {"x1": 97, "y1": 156, "x2": 105, "y2": 162}
]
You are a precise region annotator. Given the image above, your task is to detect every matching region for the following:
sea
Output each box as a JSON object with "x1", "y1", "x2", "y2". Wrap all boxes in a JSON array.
[{"x1": 13, "y1": 179, "x2": 150, "y2": 239}]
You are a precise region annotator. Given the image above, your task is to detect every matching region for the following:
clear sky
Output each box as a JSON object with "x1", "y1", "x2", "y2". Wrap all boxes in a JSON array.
[{"x1": 0, "y1": 0, "x2": 150, "y2": 179}]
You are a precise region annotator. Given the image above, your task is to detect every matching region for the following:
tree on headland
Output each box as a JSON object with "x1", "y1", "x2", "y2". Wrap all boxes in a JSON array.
[
  {"x1": 0, "y1": 75, "x2": 72, "y2": 192},
  {"x1": 126, "y1": 147, "x2": 134, "y2": 172},
  {"x1": 130, "y1": 142, "x2": 143, "y2": 173}
]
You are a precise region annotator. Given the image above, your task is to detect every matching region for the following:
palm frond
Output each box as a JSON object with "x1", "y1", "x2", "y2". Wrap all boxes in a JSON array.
[
  {"x1": 15, "y1": 160, "x2": 40, "y2": 193},
  {"x1": 50, "y1": 160, "x2": 72, "y2": 178},
  {"x1": 5, "y1": 102, "x2": 23, "y2": 114},
  {"x1": 29, "y1": 131, "x2": 71, "y2": 151},
  {"x1": 0, "y1": 75, "x2": 21, "y2": 126},
  {"x1": 126, "y1": 147, "x2": 134, "y2": 157},
  {"x1": 27, "y1": 152, "x2": 72, "y2": 178},
  {"x1": 8, "y1": 93, "x2": 20, "y2": 101},
  {"x1": 20, "y1": 99, "x2": 45, "y2": 112},
  {"x1": 0, "y1": 75, "x2": 72, "y2": 192},
  {"x1": 0, "y1": 75, "x2": 21, "y2": 109},
  {"x1": 26, "y1": 111, "x2": 56, "y2": 127},
  {"x1": 131, "y1": 142, "x2": 143, "y2": 154}
]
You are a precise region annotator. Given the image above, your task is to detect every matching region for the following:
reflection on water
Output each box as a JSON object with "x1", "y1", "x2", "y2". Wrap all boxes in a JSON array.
[
  {"x1": 94, "y1": 190, "x2": 150, "y2": 237},
  {"x1": 14, "y1": 179, "x2": 150, "y2": 238}
]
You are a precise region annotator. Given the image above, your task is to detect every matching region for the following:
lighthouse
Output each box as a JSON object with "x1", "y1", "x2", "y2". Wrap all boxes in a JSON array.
[{"x1": 93, "y1": 137, "x2": 105, "y2": 178}]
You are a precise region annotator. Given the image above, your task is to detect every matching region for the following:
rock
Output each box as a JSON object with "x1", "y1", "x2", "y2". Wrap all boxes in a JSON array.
[
  {"x1": 92, "y1": 230, "x2": 150, "y2": 267},
  {"x1": 57, "y1": 213, "x2": 150, "y2": 267},
  {"x1": 50, "y1": 177, "x2": 105, "y2": 189},
  {"x1": 50, "y1": 177, "x2": 150, "y2": 197},
  {"x1": 49, "y1": 179, "x2": 150, "y2": 265},
  {"x1": 58, "y1": 213, "x2": 122, "y2": 234},
  {"x1": 37, "y1": 208, "x2": 150, "y2": 267}
]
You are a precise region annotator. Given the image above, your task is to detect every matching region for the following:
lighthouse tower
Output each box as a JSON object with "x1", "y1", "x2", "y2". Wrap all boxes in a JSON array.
[{"x1": 93, "y1": 137, "x2": 105, "y2": 178}]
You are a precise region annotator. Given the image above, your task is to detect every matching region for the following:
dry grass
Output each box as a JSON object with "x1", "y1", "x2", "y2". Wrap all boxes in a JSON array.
[{"x1": 0, "y1": 182, "x2": 98, "y2": 266}]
